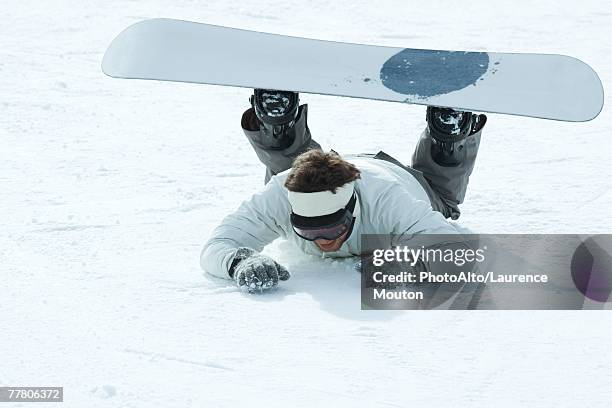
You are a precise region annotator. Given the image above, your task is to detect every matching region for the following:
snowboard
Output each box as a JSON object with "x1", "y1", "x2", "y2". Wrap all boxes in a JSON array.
[{"x1": 102, "y1": 18, "x2": 603, "y2": 122}]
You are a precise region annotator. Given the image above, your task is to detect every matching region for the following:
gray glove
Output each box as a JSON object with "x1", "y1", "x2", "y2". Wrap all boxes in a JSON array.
[{"x1": 230, "y1": 247, "x2": 290, "y2": 293}]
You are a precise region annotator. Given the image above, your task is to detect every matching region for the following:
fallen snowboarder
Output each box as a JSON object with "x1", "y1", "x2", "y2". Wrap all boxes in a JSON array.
[{"x1": 201, "y1": 89, "x2": 486, "y2": 293}]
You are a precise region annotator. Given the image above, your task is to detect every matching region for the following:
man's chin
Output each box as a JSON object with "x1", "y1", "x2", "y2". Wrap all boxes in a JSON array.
[
  {"x1": 314, "y1": 232, "x2": 350, "y2": 252},
  {"x1": 319, "y1": 246, "x2": 339, "y2": 253},
  {"x1": 316, "y1": 242, "x2": 343, "y2": 252}
]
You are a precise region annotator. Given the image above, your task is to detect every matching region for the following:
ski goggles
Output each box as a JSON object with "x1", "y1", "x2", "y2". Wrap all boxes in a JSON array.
[{"x1": 290, "y1": 193, "x2": 357, "y2": 241}]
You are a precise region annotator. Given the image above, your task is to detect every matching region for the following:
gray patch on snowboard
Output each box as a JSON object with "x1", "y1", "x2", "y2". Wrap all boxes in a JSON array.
[{"x1": 380, "y1": 49, "x2": 490, "y2": 97}]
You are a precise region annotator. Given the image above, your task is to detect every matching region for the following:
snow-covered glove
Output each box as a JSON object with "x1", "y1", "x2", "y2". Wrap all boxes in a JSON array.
[{"x1": 230, "y1": 247, "x2": 290, "y2": 293}]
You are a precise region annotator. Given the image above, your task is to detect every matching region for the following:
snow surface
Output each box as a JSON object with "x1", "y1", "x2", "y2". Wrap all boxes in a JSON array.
[{"x1": 2, "y1": 0, "x2": 612, "y2": 407}]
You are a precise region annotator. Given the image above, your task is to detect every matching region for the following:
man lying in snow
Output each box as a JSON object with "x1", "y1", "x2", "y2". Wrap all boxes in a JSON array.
[{"x1": 201, "y1": 89, "x2": 486, "y2": 293}]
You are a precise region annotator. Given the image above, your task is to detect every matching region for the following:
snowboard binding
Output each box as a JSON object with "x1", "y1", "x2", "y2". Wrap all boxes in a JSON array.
[
  {"x1": 427, "y1": 106, "x2": 487, "y2": 167},
  {"x1": 250, "y1": 89, "x2": 300, "y2": 150}
]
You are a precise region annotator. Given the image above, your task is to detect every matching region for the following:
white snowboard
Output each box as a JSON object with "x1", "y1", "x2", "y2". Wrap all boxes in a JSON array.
[{"x1": 102, "y1": 18, "x2": 604, "y2": 122}]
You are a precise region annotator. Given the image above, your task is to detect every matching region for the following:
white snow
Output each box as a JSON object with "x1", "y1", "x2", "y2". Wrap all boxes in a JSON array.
[{"x1": 1, "y1": 0, "x2": 612, "y2": 407}]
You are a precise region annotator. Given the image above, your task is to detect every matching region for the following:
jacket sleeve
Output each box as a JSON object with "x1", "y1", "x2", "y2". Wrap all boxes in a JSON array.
[
  {"x1": 375, "y1": 184, "x2": 479, "y2": 285},
  {"x1": 375, "y1": 183, "x2": 460, "y2": 242},
  {"x1": 200, "y1": 176, "x2": 291, "y2": 279}
]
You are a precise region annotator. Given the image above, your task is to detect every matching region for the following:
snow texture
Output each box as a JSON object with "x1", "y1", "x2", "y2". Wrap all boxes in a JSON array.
[
  {"x1": 1, "y1": 1, "x2": 612, "y2": 407},
  {"x1": 438, "y1": 109, "x2": 464, "y2": 135},
  {"x1": 261, "y1": 91, "x2": 292, "y2": 117}
]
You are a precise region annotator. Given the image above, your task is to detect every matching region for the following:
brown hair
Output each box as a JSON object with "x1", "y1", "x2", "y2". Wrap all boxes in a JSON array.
[{"x1": 284, "y1": 149, "x2": 361, "y2": 193}]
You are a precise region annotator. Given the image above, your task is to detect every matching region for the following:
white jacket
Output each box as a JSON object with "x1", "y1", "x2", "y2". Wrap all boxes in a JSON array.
[{"x1": 201, "y1": 156, "x2": 460, "y2": 279}]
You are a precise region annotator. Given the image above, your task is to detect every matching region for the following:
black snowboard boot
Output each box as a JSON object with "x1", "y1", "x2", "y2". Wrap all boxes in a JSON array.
[
  {"x1": 427, "y1": 106, "x2": 487, "y2": 167},
  {"x1": 248, "y1": 89, "x2": 300, "y2": 150}
]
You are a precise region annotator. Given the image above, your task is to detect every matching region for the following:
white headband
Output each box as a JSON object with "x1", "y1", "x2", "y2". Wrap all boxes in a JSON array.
[{"x1": 287, "y1": 182, "x2": 355, "y2": 217}]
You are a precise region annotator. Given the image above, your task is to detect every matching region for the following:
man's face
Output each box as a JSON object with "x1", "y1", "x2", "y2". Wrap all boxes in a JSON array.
[{"x1": 314, "y1": 230, "x2": 349, "y2": 253}]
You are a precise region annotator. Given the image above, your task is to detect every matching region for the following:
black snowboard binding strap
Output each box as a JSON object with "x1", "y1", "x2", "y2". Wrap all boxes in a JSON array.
[
  {"x1": 250, "y1": 89, "x2": 300, "y2": 150},
  {"x1": 427, "y1": 106, "x2": 487, "y2": 167}
]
